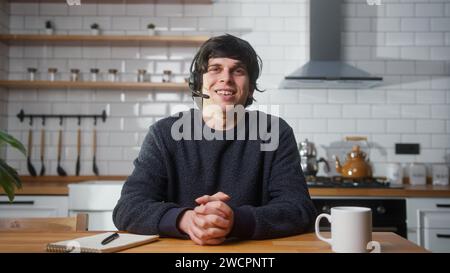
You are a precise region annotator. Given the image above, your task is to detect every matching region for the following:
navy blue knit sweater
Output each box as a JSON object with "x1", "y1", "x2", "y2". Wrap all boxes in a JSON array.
[{"x1": 113, "y1": 109, "x2": 316, "y2": 240}]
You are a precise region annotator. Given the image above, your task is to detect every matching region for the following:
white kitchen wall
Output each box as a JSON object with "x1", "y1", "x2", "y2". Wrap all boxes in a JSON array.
[
  {"x1": 0, "y1": 0, "x2": 9, "y2": 160},
  {"x1": 2, "y1": 0, "x2": 449, "y2": 177}
]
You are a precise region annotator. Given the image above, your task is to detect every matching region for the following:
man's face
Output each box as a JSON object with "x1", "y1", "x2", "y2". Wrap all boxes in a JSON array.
[{"x1": 202, "y1": 57, "x2": 253, "y2": 112}]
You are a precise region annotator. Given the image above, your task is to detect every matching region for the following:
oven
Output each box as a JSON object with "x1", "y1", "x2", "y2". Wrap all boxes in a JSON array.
[{"x1": 312, "y1": 197, "x2": 407, "y2": 238}]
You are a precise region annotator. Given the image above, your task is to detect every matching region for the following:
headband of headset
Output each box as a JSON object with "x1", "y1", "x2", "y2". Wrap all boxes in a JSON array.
[{"x1": 189, "y1": 51, "x2": 204, "y2": 98}]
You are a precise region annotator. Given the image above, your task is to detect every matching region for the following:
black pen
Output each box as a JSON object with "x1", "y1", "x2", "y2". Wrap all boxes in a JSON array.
[{"x1": 101, "y1": 233, "x2": 119, "y2": 245}]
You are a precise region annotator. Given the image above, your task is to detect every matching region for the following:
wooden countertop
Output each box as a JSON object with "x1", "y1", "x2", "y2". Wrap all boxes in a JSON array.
[
  {"x1": 1, "y1": 176, "x2": 449, "y2": 198},
  {"x1": 0, "y1": 176, "x2": 127, "y2": 196},
  {"x1": 0, "y1": 231, "x2": 428, "y2": 253},
  {"x1": 309, "y1": 184, "x2": 450, "y2": 197}
]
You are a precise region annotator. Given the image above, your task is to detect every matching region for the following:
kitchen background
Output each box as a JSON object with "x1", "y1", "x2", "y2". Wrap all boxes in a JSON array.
[{"x1": 0, "y1": 0, "x2": 449, "y2": 178}]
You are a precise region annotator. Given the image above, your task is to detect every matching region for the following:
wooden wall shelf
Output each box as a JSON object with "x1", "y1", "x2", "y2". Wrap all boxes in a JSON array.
[
  {"x1": 7, "y1": 0, "x2": 213, "y2": 4},
  {"x1": 0, "y1": 80, "x2": 189, "y2": 90},
  {"x1": 0, "y1": 34, "x2": 209, "y2": 46}
]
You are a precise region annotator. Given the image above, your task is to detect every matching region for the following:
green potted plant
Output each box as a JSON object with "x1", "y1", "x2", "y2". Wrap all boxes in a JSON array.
[
  {"x1": 90, "y1": 23, "x2": 100, "y2": 35},
  {"x1": 0, "y1": 130, "x2": 26, "y2": 202},
  {"x1": 147, "y1": 23, "x2": 156, "y2": 36}
]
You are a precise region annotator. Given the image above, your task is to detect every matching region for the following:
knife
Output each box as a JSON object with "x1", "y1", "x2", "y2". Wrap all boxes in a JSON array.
[
  {"x1": 75, "y1": 128, "x2": 81, "y2": 176},
  {"x1": 92, "y1": 128, "x2": 99, "y2": 176},
  {"x1": 56, "y1": 129, "x2": 67, "y2": 176},
  {"x1": 39, "y1": 128, "x2": 46, "y2": 176}
]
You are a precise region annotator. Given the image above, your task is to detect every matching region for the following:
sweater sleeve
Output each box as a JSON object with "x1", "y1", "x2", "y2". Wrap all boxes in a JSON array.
[
  {"x1": 112, "y1": 124, "x2": 185, "y2": 237},
  {"x1": 239, "y1": 125, "x2": 317, "y2": 240}
]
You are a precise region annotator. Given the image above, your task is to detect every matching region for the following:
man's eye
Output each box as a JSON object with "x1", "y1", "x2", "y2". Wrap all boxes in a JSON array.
[
  {"x1": 234, "y1": 68, "x2": 246, "y2": 75},
  {"x1": 208, "y1": 67, "x2": 220, "y2": 73}
]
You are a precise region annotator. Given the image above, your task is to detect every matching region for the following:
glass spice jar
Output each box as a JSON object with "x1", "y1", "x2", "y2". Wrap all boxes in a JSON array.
[
  {"x1": 48, "y1": 68, "x2": 57, "y2": 82},
  {"x1": 90, "y1": 68, "x2": 99, "y2": 82},
  {"x1": 27, "y1": 67, "x2": 37, "y2": 81},
  {"x1": 70, "y1": 69, "x2": 80, "y2": 81},
  {"x1": 108, "y1": 69, "x2": 118, "y2": 82},
  {"x1": 162, "y1": 70, "x2": 172, "y2": 83},
  {"x1": 137, "y1": 69, "x2": 146, "y2": 82}
]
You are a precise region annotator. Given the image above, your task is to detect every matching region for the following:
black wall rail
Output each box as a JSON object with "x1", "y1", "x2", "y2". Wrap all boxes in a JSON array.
[{"x1": 17, "y1": 109, "x2": 107, "y2": 126}]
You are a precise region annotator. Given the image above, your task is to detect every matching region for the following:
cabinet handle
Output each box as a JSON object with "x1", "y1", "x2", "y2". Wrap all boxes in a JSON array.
[
  {"x1": 436, "y1": 234, "x2": 450, "y2": 239},
  {"x1": 0, "y1": 201, "x2": 35, "y2": 205},
  {"x1": 436, "y1": 204, "x2": 450, "y2": 208}
]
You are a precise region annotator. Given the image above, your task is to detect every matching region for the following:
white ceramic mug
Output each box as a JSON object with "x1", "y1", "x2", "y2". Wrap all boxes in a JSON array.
[{"x1": 315, "y1": 206, "x2": 378, "y2": 253}]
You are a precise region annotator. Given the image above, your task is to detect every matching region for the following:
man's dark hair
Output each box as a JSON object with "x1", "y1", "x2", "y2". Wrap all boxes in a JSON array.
[{"x1": 190, "y1": 34, "x2": 263, "y2": 107}]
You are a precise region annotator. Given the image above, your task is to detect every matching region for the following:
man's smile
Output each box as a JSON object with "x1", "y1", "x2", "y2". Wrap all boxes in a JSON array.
[{"x1": 214, "y1": 88, "x2": 237, "y2": 99}]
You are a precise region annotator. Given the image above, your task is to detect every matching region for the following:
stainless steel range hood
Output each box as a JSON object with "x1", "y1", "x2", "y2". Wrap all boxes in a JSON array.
[{"x1": 282, "y1": 0, "x2": 382, "y2": 89}]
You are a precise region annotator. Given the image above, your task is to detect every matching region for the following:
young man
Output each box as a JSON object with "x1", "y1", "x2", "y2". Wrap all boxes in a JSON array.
[{"x1": 113, "y1": 34, "x2": 316, "y2": 245}]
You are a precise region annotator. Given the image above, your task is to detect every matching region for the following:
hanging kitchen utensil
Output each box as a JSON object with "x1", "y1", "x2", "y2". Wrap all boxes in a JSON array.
[
  {"x1": 75, "y1": 127, "x2": 81, "y2": 176},
  {"x1": 92, "y1": 128, "x2": 99, "y2": 176},
  {"x1": 56, "y1": 129, "x2": 67, "y2": 176},
  {"x1": 39, "y1": 128, "x2": 45, "y2": 176},
  {"x1": 26, "y1": 129, "x2": 37, "y2": 177}
]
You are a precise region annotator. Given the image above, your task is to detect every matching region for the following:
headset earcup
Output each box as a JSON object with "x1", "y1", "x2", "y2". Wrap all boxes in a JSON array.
[
  {"x1": 195, "y1": 72, "x2": 202, "y2": 92},
  {"x1": 189, "y1": 71, "x2": 201, "y2": 93},
  {"x1": 188, "y1": 72, "x2": 195, "y2": 91}
]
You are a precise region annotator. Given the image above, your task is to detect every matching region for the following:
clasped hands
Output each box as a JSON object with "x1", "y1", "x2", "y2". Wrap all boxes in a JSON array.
[{"x1": 178, "y1": 192, "x2": 234, "y2": 245}]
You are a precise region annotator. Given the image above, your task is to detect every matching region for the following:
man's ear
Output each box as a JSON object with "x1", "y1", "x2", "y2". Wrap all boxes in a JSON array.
[
  {"x1": 244, "y1": 85, "x2": 255, "y2": 107},
  {"x1": 248, "y1": 84, "x2": 255, "y2": 99}
]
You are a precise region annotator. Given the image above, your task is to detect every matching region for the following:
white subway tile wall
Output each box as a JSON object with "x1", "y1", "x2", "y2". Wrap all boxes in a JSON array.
[
  {"x1": 0, "y1": 0, "x2": 448, "y2": 176},
  {"x1": 0, "y1": 0, "x2": 9, "y2": 143}
]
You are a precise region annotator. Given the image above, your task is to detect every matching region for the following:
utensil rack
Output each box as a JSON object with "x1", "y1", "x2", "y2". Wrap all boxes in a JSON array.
[{"x1": 17, "y1": 109, "x2": 107, "y2": 126}]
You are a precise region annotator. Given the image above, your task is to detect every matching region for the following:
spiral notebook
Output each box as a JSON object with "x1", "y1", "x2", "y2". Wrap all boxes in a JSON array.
[{"x1": 46, "y1": 232, "x2": 159, "y2": 253}]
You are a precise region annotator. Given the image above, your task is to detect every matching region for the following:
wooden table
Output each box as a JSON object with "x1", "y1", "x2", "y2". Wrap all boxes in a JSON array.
[{"x1": 0, "y1": 232, "x2": 428, "y2": 253}]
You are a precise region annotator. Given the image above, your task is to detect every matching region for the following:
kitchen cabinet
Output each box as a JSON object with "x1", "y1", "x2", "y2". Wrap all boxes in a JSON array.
[
  {"x1": 407, "y1": 198, "x2": 450, "y2": 252},
  {"x1": 0, "y1": 195, "x2": 68, "y2": 218},
  {"x1": 313, "y1": 197, "x2": 407, "y2": 238},
  {"x1": 68, "y1": 180, "x2": 124, "y2": 231}
]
